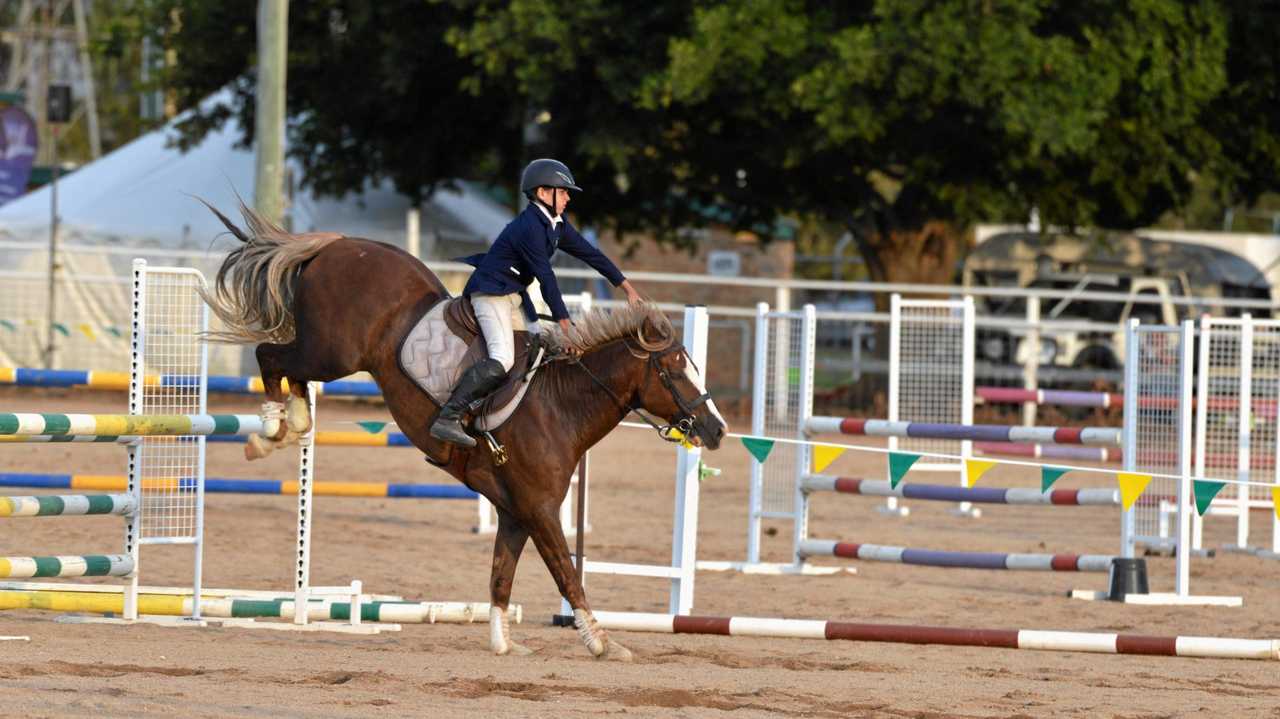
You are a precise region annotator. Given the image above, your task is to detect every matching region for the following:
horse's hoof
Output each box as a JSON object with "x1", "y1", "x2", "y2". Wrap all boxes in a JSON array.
[
  {"x1": 244, "y1": 435, "x2": 275, "y2": 460},
  {"x1": 507, "y1": 642, "x2": 535, "y2": 656},
  {"x1": 599, "y1": 639, "x2": 633, "y2": 662}
]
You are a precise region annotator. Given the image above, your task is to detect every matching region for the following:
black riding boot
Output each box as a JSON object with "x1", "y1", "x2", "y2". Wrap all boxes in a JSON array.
[{"x1": 429, "y1": 358, "x2": 508, "y2": 447}]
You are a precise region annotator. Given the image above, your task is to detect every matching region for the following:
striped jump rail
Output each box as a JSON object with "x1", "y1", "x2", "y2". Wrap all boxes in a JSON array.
[
  {"x1": 977, "y1": 386, "x2": 1279, "y2": 417},
  {"x1": 0, "y1": 472, "x2": 477, "y2": 499},
  {"x1": 0, "y1": 554, "x2": 133, "y2": 579},
  {"x1": 0, "y1": 413, "x2": 263, "y2": 437},
  {"x1": 0, "y1": 590, "x2": 515, "y2": 625},
  {"x1": 1, "y1": 431, "x2": 415, "y2": 448},
  {"x1": 800, "y1": 475, "x2": 1120, "y2": 507},
  {"x1": 0, "y1": 494, "x2": 135, "y2": 517},
  {"x1": 586, "y1": 611, "x2": 1280, "y2": 661},
  {"x1": 977, "y1": 386, "x2": 1121, "y2": 408},
  {"x1": 797, "y1": 539, "x2": 1115, "y2": 572},
  {"x1": 0, "y1": 367, "x2": 381, "y2": 397},
  {"x1": 806, "y1": 417, "x2": 1121, "y2": 446},
  {"x1": 974, "y1": 441, "x2": 1122, "y2": 463}
]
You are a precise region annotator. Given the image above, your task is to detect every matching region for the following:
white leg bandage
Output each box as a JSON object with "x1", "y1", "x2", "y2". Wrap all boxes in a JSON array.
[
  {"x1": 285, "y1": 394, "x2": 311, "y2": 433},
  {"x1": 260, "y1": 400, "x2": 286, "y2": 439}
]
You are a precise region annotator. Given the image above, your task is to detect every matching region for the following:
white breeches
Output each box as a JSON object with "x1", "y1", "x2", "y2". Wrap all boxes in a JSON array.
[{"x1": 472, "y1": 293, "x2": 528, "y2": 372}]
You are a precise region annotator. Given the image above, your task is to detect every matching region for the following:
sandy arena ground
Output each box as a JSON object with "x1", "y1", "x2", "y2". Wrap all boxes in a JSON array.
[{"x1": 2, "y1": 387, "x2": 1279, "y2": 717}]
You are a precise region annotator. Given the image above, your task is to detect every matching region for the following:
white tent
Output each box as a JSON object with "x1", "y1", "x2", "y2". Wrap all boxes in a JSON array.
[{"x1": 0, "y1": 93, "x2": 513, "y2": 254}]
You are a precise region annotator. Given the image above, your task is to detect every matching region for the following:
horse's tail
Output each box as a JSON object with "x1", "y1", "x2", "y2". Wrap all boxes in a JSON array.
[{"x1": 198, "y1": 198, "x2": 342, "y2": 344}]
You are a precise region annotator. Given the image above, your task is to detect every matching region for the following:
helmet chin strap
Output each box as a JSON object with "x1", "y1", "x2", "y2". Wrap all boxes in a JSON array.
[{"x1": 533, "y1": 188, "x2": 561, "y2": 219}]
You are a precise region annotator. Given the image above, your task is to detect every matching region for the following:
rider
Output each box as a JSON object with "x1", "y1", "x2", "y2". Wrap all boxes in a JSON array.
[{"x1": 429, "y1": 158, "x2": 643, "y2": 447}]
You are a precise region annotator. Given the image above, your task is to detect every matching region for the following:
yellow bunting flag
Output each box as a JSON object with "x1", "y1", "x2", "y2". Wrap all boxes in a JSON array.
[
  {"x1": 812, "y1": 445, "x2": 846, "y2": 474},
  {"x1": 964, "y1": 459, "x2": 998, "y2": 488},
  {"x1": 78, "y1": 323, "x2": 97, "y2": 341},
  {"x1": 1117, "y1": 472, "x2": 1153, "y2": 512}
]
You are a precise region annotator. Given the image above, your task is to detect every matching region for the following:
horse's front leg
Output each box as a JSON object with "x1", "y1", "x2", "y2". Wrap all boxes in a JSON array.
[
  {"x1": 490, "y1": 508, "x2": 533, "y2": 656},
  {"x1": 525, "y1": 504, "x2": 632, "y2": 661}
]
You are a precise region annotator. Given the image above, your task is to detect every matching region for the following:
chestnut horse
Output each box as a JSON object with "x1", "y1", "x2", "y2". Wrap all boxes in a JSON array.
[{"x1": 201, "y1": 204, "x2": 726, "y2": 659}]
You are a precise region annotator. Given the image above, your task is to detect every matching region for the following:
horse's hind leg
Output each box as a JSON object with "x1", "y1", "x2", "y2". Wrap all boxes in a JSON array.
[
  {"x1": 245, "y1": 341, "x2": 309, "y2": 460},
  {"x1": 489, "y1": 509, "x2": 533, "y2": 656},
  {"x1": 525, "y1": 505, "x2": 632, "y2": 661}
]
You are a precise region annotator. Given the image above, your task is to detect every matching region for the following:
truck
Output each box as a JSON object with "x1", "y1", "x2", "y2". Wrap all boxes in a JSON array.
[{"x1": 964, "y1": 227, "x2": 1279, "y2": 374}]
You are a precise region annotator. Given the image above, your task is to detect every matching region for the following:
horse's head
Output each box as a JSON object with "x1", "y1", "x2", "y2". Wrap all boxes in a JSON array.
[{"x1": 631, "y1": 316, "x2": 727, "y2": 450}]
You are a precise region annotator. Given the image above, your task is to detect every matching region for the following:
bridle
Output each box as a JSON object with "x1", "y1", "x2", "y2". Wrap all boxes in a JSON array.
[{"x1": 567, "y1": 341, "x2": 710, "y2": 444}]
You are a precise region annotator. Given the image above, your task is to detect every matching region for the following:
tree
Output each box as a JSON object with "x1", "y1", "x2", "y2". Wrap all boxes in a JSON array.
[
  {"x1": 136, "y1": 1, "x2": 1277, "y2": 286},
  {"x1": 452, "y1": 0, "x2": 1247, "y2": 286},
  {"x1": 125, "y1": 0, "x2": 524, "y2": 204}
]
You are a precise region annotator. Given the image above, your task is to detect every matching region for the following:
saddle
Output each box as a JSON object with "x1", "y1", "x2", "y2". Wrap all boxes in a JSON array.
[
  {"x1": 436, "y1": 296, "x2": 541, "y2": 416},
  {"x1": 398, "y1": 295, "x2": 549, "y2": 470}
]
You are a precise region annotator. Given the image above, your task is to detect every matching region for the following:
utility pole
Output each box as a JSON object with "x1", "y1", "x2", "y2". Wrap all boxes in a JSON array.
[
  {"x1": 254, "y1": 0, "x2": 288, "y2": 224},
  {"x1": 1, "y1": 0, "x2": 102, "y2": 162}
]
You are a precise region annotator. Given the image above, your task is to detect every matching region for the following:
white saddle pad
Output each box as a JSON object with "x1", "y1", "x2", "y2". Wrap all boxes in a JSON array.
[{"x1": 398, "y1": 300, "x2": 535, "y2": 431}]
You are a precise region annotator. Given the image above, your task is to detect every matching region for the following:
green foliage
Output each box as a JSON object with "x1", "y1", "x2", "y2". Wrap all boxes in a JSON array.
[
  {"x1": 125, "y1": 0, "x2": 524, "y2": 203},
  {"x1": 111, "y1": 0, "x2": 1277, "y2": 282}
]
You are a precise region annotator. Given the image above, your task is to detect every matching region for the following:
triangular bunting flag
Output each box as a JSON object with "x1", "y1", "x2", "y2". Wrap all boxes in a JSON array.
[
  {"x1": 356, "y1": 421, "x2": 388, "y2": 434},
  {"x1": 964, "y1": 459, "x2": 998, "y2": 488},
  {"x1": 740, "y1": 437, "x2": 776, "y2": 464},
  {"x1": 1117, "y1": 472, "x2": 1153, "y2": 512},
  {"x1": 813, "y1": 445, "x2": 847, "y2": 474},
  {"x1": 78, "y1": 323, "x2": 97, "y2": 341},
  {"x1": 888, "y1": 452, "x2": 921, "y2": 489},
  {"x1": 1041, "y1": 466, "x2": 1070, "y2": 492},
  {"x1": 1273, "y1": 487, "x2": 1280, "y2": 521},
  {"x1": 1192, "y1": 480, "x2": 1226, "y2": 516}
]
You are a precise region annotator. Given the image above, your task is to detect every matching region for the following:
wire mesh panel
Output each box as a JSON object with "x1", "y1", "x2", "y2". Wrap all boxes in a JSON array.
[
  {"x1": 131, "y1": 262, "x2": 208, "y2": 544},
  {"x1": 1197, "y1": 318, "x2": 1242, "y2": 503},
  {"x1": 1247, "y1": 324, "x2": 1280, "y2": 509},
  {"x1": 1195, "y1": 317, "x2": 1280, "y2": 550},
  {"x1": 757, "y1": 311, "x2": 806, "y2": 515},
  {"x1": 891, "y1": 298, "x2": 974, "y2": 469},
  {"x1": 1129, "y1": 325, "x2": 1187, "y2": 549}
]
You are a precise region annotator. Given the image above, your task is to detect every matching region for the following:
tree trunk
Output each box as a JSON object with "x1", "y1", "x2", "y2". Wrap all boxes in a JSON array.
[{"x1": 851, "y1": 220, "x2": 970, "y2": 311}]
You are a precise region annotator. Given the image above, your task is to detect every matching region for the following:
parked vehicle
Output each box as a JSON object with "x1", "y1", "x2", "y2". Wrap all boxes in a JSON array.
[{"x1": 965, "y1": 228, "x2": 1277, "y2": 374}]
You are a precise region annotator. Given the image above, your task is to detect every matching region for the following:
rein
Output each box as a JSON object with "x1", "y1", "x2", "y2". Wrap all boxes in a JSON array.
[{"x1": 563, "y1": 341, "x2": 709, "y2": 444}]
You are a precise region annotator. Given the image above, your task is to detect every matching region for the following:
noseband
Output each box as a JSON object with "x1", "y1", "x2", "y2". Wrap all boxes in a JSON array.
[
  {"x1": 567, "y1": 341, "x2": 710, "y2": 444},
  {"x1": 643, "y1": 344, "x2": 712, "y2": 442}
]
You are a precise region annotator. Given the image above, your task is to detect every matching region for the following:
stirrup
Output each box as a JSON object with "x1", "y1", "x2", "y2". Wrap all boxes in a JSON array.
[{"x1": 481, "y1": 431, "x2": 507, "y2": 466}]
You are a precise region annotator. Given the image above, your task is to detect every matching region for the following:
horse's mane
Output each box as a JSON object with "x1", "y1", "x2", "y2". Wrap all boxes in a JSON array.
[{"x1": 549, "y1": 303, "x2": 675, "y2": 354}]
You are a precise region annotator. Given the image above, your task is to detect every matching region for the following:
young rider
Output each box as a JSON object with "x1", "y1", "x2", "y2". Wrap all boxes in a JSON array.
[{"x1": 430, "y1": 158, "x2": 643, "y2": 447}]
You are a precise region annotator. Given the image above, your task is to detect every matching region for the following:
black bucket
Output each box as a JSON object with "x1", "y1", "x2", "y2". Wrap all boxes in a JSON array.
[{"x1": 1107, "y1": 557, "x2": 1150, "y2": 600}]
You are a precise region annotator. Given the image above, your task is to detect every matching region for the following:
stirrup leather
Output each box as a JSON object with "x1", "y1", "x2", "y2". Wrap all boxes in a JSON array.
[{"x1": 481, "y1": 430, "x2": 507, "y2": 466}]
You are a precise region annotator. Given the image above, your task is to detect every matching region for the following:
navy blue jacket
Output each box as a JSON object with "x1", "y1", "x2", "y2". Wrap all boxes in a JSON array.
[{"x1": 460, "y1": 204, "x2": 625, "y2": 322}]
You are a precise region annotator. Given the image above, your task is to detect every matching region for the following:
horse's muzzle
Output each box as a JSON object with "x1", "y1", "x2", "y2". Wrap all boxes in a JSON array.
[{"x1": 694, "y1": 417, "x2": 726, "y2": 450}]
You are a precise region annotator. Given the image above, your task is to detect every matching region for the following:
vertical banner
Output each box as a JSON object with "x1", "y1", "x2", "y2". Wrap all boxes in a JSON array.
[{"x1": 0, "y1": 104, "x2": 37, "y2": 204}]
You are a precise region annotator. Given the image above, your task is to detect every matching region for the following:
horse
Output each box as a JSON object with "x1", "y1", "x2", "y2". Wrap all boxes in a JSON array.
[{"x1": 200, "y1": 202, "x2": 727, "y2": 660}]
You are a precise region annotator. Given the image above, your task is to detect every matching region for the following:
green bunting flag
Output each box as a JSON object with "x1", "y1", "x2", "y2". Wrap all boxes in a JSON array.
[
  {"x1": 1041, "y1": 467, "x2": 1070, "y2": 492},
  {"x1": 1193, "y1": 480, "x2": 1227, "y2": 516},
  {"x1": 888, "y1": 452, "x2": 921, "y2": 489},
  {"x1": 356, "y1": 421, "x2": 389, "y2": 434},
  {"x1": 740, "y1": 437, "x2": 776, "y2": 464}
]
